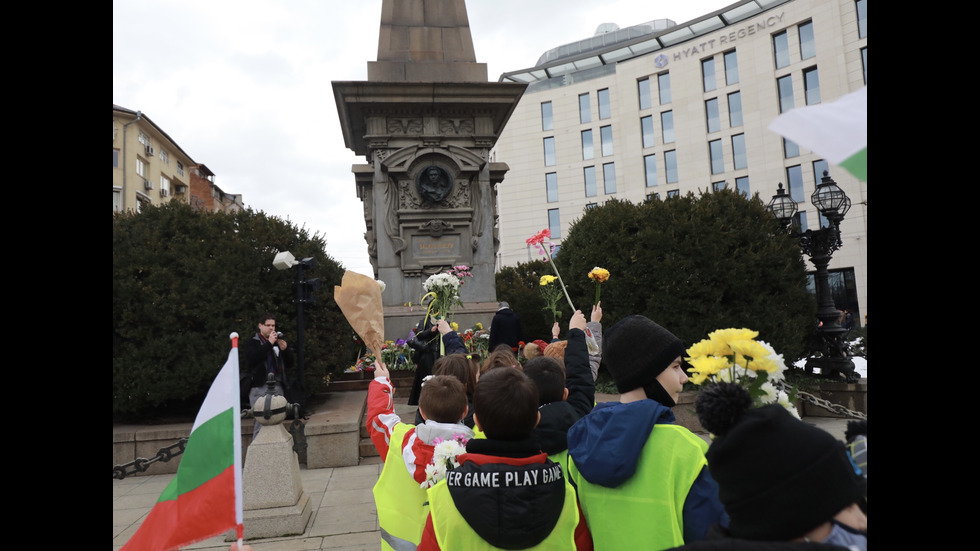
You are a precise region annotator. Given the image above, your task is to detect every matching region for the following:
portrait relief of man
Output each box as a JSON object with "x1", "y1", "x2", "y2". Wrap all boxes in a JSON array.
[{"x1": 417, "y1": 166, "x2": 453, "y2": 203}]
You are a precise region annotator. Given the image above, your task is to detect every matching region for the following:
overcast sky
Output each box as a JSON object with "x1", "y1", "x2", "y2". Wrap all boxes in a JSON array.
[{"x1": 113, "y1": 0, "x2": 734, "y2": 277}]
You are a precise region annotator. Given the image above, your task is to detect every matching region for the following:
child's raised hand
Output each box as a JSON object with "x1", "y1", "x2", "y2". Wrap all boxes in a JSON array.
[
  {"x1": 570, "y1": 310, "x2": 586, "y2": 332},
  {"x1": 374, "y1": 358, "x2": 390, "y2": 379}
]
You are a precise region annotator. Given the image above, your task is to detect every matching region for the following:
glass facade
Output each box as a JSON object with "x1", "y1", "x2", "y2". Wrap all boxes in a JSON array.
[
  {"x1": 702, "y1": 57, "x2": 716, "y2": 92},
  {"x1": 665, "y1": 150, "x2": 678, "y2": 183},
  {"x1": 709, "y1": 139, "x2": 724, "y2": 174},
  {"x1": 579, "y1": 93, "x2": 591, "y2": 123},
  {"x1": 661, "y1": 110, "x2": 674, "y2": 143},
  {"x1": 804, "y1": 67, "x2": 821, "y2": 105},
  {"x1": 724, "y1": 50, "x2": 739, "y2": 85},
  {"x1": 728, "y1": 91, "x2": 743, "y2": 127},
  {"x1": 787, "y1": 165, "x2": 804, "y2": 202},
  {"x1": 705, "y1": 98, "x2": 720, "y2": 133},
  {"x1": 644, "y1": 154, "x2": 657, "y2": 187},
  {"x1": 736, "y1": 176, "x2": 750, "y2": 197},
  {"x1": 641, "y1": 115, "x2": 655, "y2": 148},
  {"x1": 544, "y1": 137, "x2": 556, "y2": 166},
  {"x1": 598, "y1": 88, "x2": 611, "y2": 119},
  {"x1": 581, "y1": 129, "x2": 594, "y2": 160},
  {"x1": 546, "y1": 172, "x2": 558, "y2": 202},
  {"x1": 799, "y1": 21, "x2": 815, "y2": 59},
  {"x1": 732, "y1": 133, "x2": 747, "y2": 170},
  {"x1": 777, "y1": 75, "x2": 795, "y2": 113},
  {"x1": 541, "y1": 101, "x2": 553, "y2": 131},
  {"x1": 603, "y1": 162, "x2": 617, "y2": 194},
  {"x1": 548, "y1": 208, "x2": 561, "y2": 238},
  {"x1": 658, "y1": 72, "x2": 671, "y2": 104},
  {"x1": 584, "y1": 166, "x2": 597, "y2": 197},
  {"x1": 638, "y1": 77, "x2": 651, "y2": 110},
  {"x1": 600, "y1": 125, "x2": 614, "y2": 156},
  {"x1": 773, "y1": 31, "x2": 790, "y2": 69}
]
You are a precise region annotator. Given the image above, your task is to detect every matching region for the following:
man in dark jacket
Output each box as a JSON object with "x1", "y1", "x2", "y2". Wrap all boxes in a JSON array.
[
  {"x1": 243, "y1": 313, "x2": 294, "y2": 438},
  {"x1": 488, "y1": 301, "x2": 523, "y2": 354}
]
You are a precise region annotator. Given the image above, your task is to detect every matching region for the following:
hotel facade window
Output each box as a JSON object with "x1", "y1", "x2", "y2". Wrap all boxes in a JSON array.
[
  {"x1": 793, "y1": 211, "x2": 808, "y2": 233},
  {"x1": 732, "y1": 133, "x2": 747, "y2": 170},
  {"x1": 658, "y1": 72, "x2": 671, "y2": 104},
  {"x1": 541, "y1": 101, "x2": 553, "y2": 131},
  {"x1": 638, "y1": 77, "x2": 651, "y2": 110},
  {"x1": 728, "y1": 91, "x2": 743, "y2": 127},
  {"x1": 661, "y1": 110, "x2": 674, "y2": 143},
  {"x1": 705, "y1": 98, "x2": 720, "y2": 133},
  {"x1": 548, "y1": 208, "x2": 561, "y2": 238},
  {"x1": 702, "y1": 57, "x2": 717, "y2": 92},
  {"x1": 667, "y1": 189, "x2": 680, "y2": 198},
  {"x1": 784, "y1": 138, "x2": 800, "y2": 158},
  {"x1": 546, "y1": 172, "x2": 558, "y2": 202},
  {"x1": 113, "y1": 149, "x2": 119, "y2": 168},
  {"x1": 579, "y1": 93, "x2": 591, "y2": 123},
  {"x1": 856, "y1": 0, "x2": 867, "y2": 38},
  {"x1": 600, "y1": 125, "x2": 613, "y2": 156},
  {"x1": 584, "y1": 166, "x2": 597, "y2": 197},
  {"x1": 713, "y1": 181, "x2": 727, "y2": 192},
  {"x1": 861, "y1": 48, "x2": 867, "y2": 84},
  {"x1": 598, "y1": 88, "x2": 611, "y2": 119},
  {"x1": 724, "y1": 50, "x2": 739, "y2": 85},
  {"x1": 603, "y1": 162, "x2": 617, "y2": 194},
  {"x1": 804, "y1": 67, "x2": 821, "y2": 105},
  {"x1": 799, "y1": 21, "x2": 816, "y2": 59},
  {"x1": 773, "y1": 30, "x2": 790, "y2": 69},
  {"x1": 812, "y1": 159, "x2": 830, "y2": 186},
  {"x1": 787, "y1": 165, "x2": 805, "y2": 202},
  {"x1": 544, "y1": 137, "x2": 556, "y2": 166},
  {"x1": 160, "y1": 175, "x2": 171, "y2": 195},
  {"x1": 644, "y1": 154, "x2": 657, "y2": 187},
  {"x1": 709, "y1": 139, "x2": 724, "y2": 175},
  {"x1": 641, "y1": 115, "x2": 655, "y2": 148},
  {"x1": 736, "y1": 176, "x2": 750, "y2": 197},
  {"x1": 581, "y1": 129, "x2": 594, "y2": 160},
  {"x1": 665, "y1": 150, "x2": 678, "y2": 184},
  {"x1": 777, "y1": 75, "x2": 795, "y2": 113}
]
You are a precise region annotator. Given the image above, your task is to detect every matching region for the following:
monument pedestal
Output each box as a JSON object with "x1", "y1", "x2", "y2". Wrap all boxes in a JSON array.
[{"x1": 229, "y1": 412, "x2": 312, "y2": 540}]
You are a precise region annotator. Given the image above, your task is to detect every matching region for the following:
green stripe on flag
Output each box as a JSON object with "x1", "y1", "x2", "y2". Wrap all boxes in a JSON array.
[
  {"x1": 839, "y1": 148, "x2": 867, "y2": 182},
  {"x1": 157, "y1": 407, "x2": 235, "y2": 503}
]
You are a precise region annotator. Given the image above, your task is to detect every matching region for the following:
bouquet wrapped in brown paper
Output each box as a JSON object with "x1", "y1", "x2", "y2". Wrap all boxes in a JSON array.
[{"x1": 333, "y1": 271, "x2": 385, "y2": 359}]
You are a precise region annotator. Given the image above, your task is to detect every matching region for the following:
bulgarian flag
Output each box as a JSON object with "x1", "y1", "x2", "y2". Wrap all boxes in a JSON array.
[
  {"x1": 123, "y1": 333, "x2": 245, "y2": 551},
  {"x1": 768, "y1": 86, "x2": 867, "y2": 181}
]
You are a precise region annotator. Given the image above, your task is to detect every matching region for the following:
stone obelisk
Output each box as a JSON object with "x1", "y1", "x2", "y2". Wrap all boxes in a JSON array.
[{"x1": 333, "y1": 0, "x2": 527, "y2": 340}]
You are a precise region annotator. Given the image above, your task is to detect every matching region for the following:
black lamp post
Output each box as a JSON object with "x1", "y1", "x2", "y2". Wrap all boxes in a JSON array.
[
  {"x1": 273, "y1": 251, "x2": 321, "y2": 415},
  {"x1": 767, "y1": 171, "x2": 858, "y2": 383}
]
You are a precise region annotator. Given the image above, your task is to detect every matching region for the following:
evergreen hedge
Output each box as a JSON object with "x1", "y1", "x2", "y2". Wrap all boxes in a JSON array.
[
  {"x1": 112, "y1": 202, "x2": 358, "y2": 422},
  {"x1": 498, "y1": 189, "x2": 817, "y2": 363}
]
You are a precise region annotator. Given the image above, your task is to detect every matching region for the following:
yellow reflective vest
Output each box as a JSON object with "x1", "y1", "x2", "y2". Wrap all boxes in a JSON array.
[
  {"x1": 372, "y1": 423, "x2": 429, "y2": 551},
  {"x1": 568, "y1": 424, "x2": 709, "y2": 550}
]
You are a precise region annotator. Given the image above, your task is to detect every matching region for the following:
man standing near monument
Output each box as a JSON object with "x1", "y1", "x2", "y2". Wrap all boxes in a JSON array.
[
  {"x1": 243, "y1": 313, "x2": 293, "y2": 438},
  {"x1": 488, "y1": 301, "x2": 524, "y2": 355}
]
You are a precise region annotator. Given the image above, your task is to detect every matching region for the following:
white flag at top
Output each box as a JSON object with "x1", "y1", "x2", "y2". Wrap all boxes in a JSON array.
[{"x1": 768, "y1": 86, "x2": 867, "y2": 182}]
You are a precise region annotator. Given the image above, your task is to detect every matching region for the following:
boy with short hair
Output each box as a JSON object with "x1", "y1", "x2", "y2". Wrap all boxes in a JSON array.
[
  {"x1": 524, "y1": 309, "x2": 595, "y2": 462},
  {"x1": 367, "y1": 361, "x2": 474, "y2": 551},
  {"x1": 417, "y1": 368, "x2": 593, "y2": 550}
]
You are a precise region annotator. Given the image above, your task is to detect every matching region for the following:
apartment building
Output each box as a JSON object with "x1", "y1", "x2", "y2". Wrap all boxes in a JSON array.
[{"x1": 113, "y1": 104, "x2": 243, "y2": 213}]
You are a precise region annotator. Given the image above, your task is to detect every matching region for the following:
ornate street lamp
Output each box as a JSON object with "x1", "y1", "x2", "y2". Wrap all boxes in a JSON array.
[{"x1": 767, "y1": 171, "x2": 858, "y2": 383}]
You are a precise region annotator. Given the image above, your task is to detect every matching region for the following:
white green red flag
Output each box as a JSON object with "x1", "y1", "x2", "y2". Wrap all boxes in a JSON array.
[
  {"x1": 768, "y1": 86, "x2": 867, "y2": 181},
  {"x1": 122, "y1": 334, "x2": 245, "y2": 551}
]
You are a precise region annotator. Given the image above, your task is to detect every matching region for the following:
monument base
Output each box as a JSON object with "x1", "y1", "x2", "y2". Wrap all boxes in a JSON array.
[
  {"x1": 384, "y1": 302, "x2": 499, "y2": 341},
  {"x1": 225, "y1": 492, "x2": 312, "y2": 541}
]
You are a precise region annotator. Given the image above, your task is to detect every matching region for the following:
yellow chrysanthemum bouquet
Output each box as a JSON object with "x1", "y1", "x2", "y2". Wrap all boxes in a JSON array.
[
  {"x1": 539, "y1": 274, "x2": 563, "y2": 324},
  {"x1": 685, "y1": 328, "x2": 799, "y2": 418}
]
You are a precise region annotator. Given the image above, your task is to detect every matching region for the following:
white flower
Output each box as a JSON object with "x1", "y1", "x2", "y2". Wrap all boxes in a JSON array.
[
  {"x1": 758, "y1": 340, "x2": 788, "y2": 382},
  {"x1": 758, "y1": 381, "x2": 777, "y2": 404},
  {"x1": 420, "y1": 437, "x2": 468, "y2": 489},
  {"x1": 377, "y1": 280, "x2": 386, "y2": 293}
]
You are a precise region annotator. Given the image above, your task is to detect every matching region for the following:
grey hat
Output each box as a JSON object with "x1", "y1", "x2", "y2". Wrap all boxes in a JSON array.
[{"x1": 498, "y1": 301, "x2": 510, "y2": 310}]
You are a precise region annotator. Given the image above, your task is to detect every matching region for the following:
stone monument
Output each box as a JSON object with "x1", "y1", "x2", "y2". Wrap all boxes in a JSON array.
[{"x1": 333, "y1": 0, "x2": 527, "y2": 340}]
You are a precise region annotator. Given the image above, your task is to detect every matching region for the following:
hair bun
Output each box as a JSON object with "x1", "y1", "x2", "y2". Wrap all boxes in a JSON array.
[{"x1": 695, "y1": 382, "x2": 753, "y2": 436}]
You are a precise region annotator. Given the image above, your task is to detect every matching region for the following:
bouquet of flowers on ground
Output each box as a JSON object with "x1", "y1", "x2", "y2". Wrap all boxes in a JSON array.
[
  {"x1": 685, "y1": 328, "x2": 799, "y2": 418},
  {"x1": 539, "y1": 274, "x2": 563, "y2": 324},
  {"x1": 381, "y1": 339, "x2": 415, "y2": 371},
  {"x1": 421, "y1": 434, "x2": 471, "y2": 489},
  {"x1": 447, "y1": 265, "x2": 474, "y2": 283},
  {"x1": 461, "y1": 323, "x2": 490, "y2": 362},
  {"x1": 587, "y1": 267, "x2": 610, "y2": 305}
]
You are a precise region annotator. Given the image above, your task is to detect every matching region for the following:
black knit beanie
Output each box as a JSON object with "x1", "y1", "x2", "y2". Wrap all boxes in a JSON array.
[
  {"x1": 696, "y1": 382, "x2": 864, "y2": 541},
  {"x1": 602, "y1": 316, "x2": 685, "y2": 399}
]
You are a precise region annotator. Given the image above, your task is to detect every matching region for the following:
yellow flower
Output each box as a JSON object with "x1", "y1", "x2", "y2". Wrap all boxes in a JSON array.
[
  {"x1": 540, "y1": 275, "x2": 558, "y2": 286},
  {"x1": 708, "y1": 328, "x2": 759, "y2": 344},
  {"x1": 686, "y1": 355, "x2": 730, "y2": 385},
  {"x1": 587, "y1": 267, "x2": 610, "y2": 283},
  {"x1": 451, "y1": 322, "x2": 459, "y2": 331},
  {"x1": 474, "y1": 322, "x2": 483, "y2": 330},
  {"x1": 686, "y1": 337, "x2": 731, "y2": 358}
]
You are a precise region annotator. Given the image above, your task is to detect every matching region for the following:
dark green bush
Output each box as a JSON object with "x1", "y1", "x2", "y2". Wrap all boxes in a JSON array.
[
  {"x1": 498, "y1": 189, "x2": 816, "y2": 365},
  {"x1": 113, "y1": 202, "x2": 358, "y2": 422}
]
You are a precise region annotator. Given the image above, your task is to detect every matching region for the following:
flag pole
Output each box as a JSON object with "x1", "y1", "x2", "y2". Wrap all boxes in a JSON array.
[{"x1": 230, "y1": 332, "x2": 245, "y2": 548}]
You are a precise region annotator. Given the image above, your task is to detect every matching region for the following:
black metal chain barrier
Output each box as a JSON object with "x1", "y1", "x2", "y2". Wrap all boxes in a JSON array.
[{"x1": 113, "y1": 408, "x2": 308, "y2": 480}]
